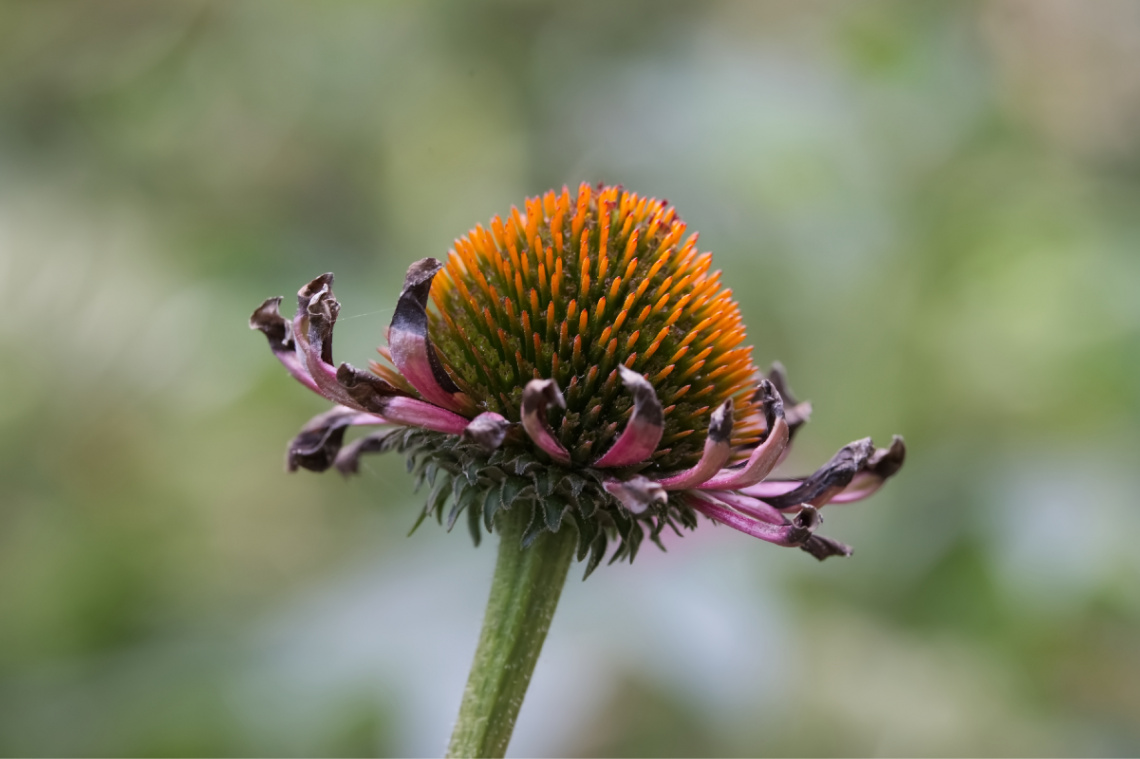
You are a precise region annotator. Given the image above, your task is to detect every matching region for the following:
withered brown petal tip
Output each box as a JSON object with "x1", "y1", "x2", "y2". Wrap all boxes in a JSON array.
[
  {"x1": 334, "y1": 431, "x2": 395, "y2": 476},
  {"x1": 286, "y1": 407, "x2": 357, "y2": 473},
  {"x1": 760, "y1": 437, "x2": 874, "y2": 509},
  {"x1": 708, "y1": 398, "x2": 734, "y2": 443},
  {"x1": 867, "y1": 435, "x2": 906, "y2": 479},
  {"x1": 249, "y1": 296, "x2": 293, "y2": 352}
]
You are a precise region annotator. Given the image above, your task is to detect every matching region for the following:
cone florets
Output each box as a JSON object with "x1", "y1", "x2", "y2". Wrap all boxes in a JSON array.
[{"x1": 394, "y1": 185, "x2": 764, "y2": 472}]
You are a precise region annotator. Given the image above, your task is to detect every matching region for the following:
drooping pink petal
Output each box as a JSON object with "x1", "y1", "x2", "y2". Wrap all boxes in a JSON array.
[
  {"x1": 463, "y1": 412, "x2": 512, "y2": 451},
  {"x1": 737, "y1": 480, "x2": 800, "y2": 500},
  {"x1": 698, "y1": 379, "x2": 789, "y2": 490},
  {"x1": 287, "y1": 405, "x2": 389, "y2": 472},
  {"x1": 699, "y1": 490, "x2": 786, "y2": 525},
  {"x1": 249, "y1": 296, "x2": 319, "y2": 393},
  {"x1": 685, "y1": 492, "x2": 819, "y2": 547},
  {"x1": 520, "y1": 379, "x2": 571, "y2": 464},
  {"x1": 686, "y1": 493, "x2": 853, "y2": 559},
  {"x1": 387, "y1": 258, "x2": 467, "y2": 414},
  {"x1": 377, "y1": 396, "x2": 469, "y2": 434},
  {"x1": 604, "y1": 475, "x2": 668, "y2": 515},
  {"x1": 593, "y1": 366, "x2": 665, "y2": 468},
  {"x1": 655, "y1": 399, "x2": 734, "y2": 490}
]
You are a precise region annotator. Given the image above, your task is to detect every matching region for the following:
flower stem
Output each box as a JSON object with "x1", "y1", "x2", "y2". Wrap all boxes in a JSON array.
[{"x1": 446, "y1": 506, "x2": 577, "y2": 758}]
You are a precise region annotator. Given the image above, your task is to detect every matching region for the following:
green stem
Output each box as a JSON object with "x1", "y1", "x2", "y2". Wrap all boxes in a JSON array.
[{"x1": 446, "y1": 506, "x2": 577, "y2": 758}]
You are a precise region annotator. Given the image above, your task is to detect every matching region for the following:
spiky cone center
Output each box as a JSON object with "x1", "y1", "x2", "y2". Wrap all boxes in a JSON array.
[{"x1": 407, "y1": 185, "x2": 764, "y2": 472}]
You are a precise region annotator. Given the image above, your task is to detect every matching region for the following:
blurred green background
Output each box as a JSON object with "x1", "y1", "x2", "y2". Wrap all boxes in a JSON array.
[{"x1": 2, "y1": 1, "x2": 1138, "y2": 756}]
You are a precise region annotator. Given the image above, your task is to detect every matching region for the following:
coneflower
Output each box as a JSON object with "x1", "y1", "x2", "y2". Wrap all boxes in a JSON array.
[{"x1": 251, "y1": 183, "x2": 905, "y2": 757}]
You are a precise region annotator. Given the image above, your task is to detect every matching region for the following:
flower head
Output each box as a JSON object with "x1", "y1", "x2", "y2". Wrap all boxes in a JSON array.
[{"x1": 251, "y1": 184, "x2": 905, "y2": 575}]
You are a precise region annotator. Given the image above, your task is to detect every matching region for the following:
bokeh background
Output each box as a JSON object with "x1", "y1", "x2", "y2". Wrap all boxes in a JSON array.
[{"x1": 2, "y1": 1, "x2": 1139, "y2": 756}]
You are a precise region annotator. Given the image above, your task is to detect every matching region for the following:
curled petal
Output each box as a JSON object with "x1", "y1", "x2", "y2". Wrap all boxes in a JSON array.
[
  {"x1": 655, "y1": 399, "x2": 734, "y2": 490},
  {"x1": 463, "y1": 412, "x2": 512, "y2": 451},
  {"x1": 604, "y1": 475, "x2": 668, "y2": 515},
  {"x1": 520, "y1": 379, "x2": 571, "y2": 464},
  {"x1": 746, "y1": 437, "x2": 875, "y2": 509},
  {"x1": 249, "y1": 296, "x2": 319, "y2": 393},
  {"x1": 829, "y1": 434, "x2": 906, "y2": 503},
  {"x1": 286, "y1": 406, "x2": 388, "y2": 473},
  {"x1": 686, "y1": 492, "x2": 824, "y2": 548},
  {"x1": 334, "y1": 431, "x2": 397, "y2": 476},
  {"x1": 388, "y1": 258, "x2": 466, "y2": 413},
  {"x1": 698, "y1": 379, "x2": 789, "y2": 490},
  {"x1": 742, "y1": 435, "x2": 906, "y2": 506},
  {"x1": 292, "y1": 273, "x2": 362, "y2": 408},
  {"x1": 592, "y1": 366, "x2": 665, "y2": 468}
]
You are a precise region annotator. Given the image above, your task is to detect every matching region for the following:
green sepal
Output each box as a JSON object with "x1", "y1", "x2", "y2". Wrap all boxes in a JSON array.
[
  {"x1": 583, "y1": 534, "x2": 608, "y2": 579},
  {"x1": 519, "y1": 497, "x2": 545, "y2": 549},
  {"x1": 499, "y1": 477, "x2": 525, "y2": 510},
  {"x1": 543, "y1": 494, "x2": 568, "y2": 533},
  {"x1": 426, "y1": 474, "x2": 452, "y2": 521},
  {"x1": 448, "y1": 484, "x2": 482, "y2": 532},
  {"x1": 407, "y1": 503, "x2": 430, "y2": 537},
  {"x1": 467, "y1": 492, "x2": 482, "y2": 546},
  {"x1": 382, "y1": 428, "x2": 701, "y2": 577},
  {"x1": 483, "y1": 482, "x2": 503, "y2": 531}
]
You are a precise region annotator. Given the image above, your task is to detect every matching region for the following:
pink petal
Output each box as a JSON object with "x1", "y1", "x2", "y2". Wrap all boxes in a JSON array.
[
  {"x1": 593, "y1": 366, "x2": 665, "y2": 468},
  {"x1": 520, "y1": 379, "x2": 571, "y2": 464},
  {"x1": 387, "y1": 258, "x2": 467, "y2": 413},
  {"x1": 698, "y1": 379, "x2": 789, "y2": 490},
  {"x1": 377, "y1": 396, "x2": 469, "y2": 435},
  {"x1": 656, "y1": 399, "x2": 734, "y2": 490},
  {"x1": 699, "y1": 490, "x2": 786, "y2": 525},
  {"x1": 685, "y1": 492, "x2": 819, "y2": 547}
]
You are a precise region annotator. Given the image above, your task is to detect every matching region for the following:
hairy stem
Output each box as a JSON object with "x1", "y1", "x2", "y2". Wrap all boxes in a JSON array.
[{"x1": 446, "y1": 506, "x2": 577, "y2": 758}]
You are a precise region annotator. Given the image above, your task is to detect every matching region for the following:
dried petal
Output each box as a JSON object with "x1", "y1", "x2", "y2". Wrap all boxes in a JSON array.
[
  {"x1": 249, "y1": 296, "x2": 319, "y2": 392},
  {"x1": 593, "y1": 366, "x2": 665, "y2": 468},
  {"x1": 286, "y1": 406, "x2": 387, "y2": 473},
  {"x1": 336, "y1": 362, "x2": 403, "y2": 414},
  {"x1": 746, "y1": 437, "x2": 875, "y2": 509},
  {"x1": 800, "y1": 534, "x2": 853, "y2": 560},
  {"x1": 292, "y1": 274, "x2": 361, "y2": 408},
  {"x1": 828, "y1": 434, "x2": 906, "y2": 504},
  {"x1": 388, "y1": 258, "x2": 466, "y2": 413},
  {"x1": 741, "y1": 436, "x2": 905, "y2": 507}
]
